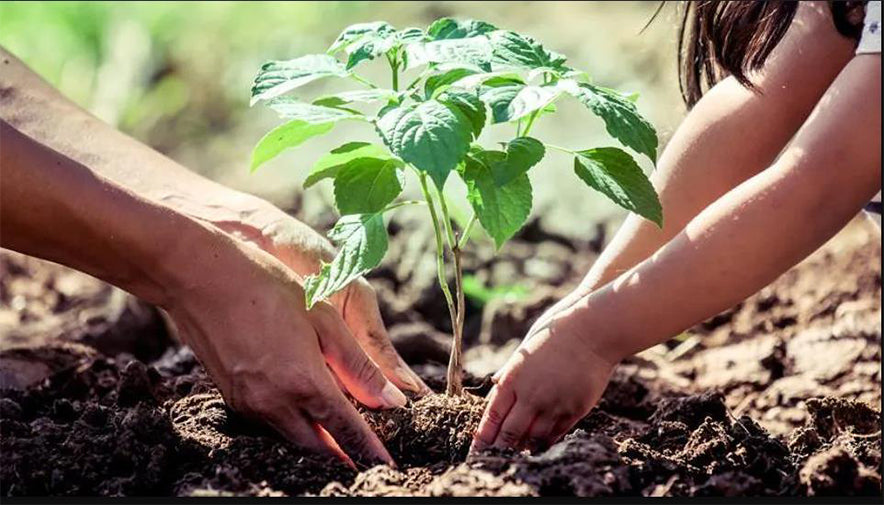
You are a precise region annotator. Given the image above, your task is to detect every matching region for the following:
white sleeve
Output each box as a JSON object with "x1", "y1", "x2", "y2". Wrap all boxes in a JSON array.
[{"x1": 857, "y1": 1, "x2": 881, "y2": 54}]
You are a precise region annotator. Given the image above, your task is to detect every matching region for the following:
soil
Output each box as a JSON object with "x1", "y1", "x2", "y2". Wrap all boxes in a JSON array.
[{"x1": 1, "y1": 214, "x2": 881, "y2": 497}]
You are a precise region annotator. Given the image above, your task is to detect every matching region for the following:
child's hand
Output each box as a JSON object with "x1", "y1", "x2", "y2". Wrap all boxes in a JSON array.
[{"x1": 470, "y1": 301, "x2": 621, "y2": 453}]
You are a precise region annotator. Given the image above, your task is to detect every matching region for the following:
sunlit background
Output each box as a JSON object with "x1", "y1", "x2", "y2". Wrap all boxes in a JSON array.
[{"x1": 0, "y1": 1, "x2": 686, "y2": 238}]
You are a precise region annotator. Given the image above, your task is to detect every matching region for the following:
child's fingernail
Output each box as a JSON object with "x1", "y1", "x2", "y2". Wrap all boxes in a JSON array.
[{"x1": 380, "y1": 381, "x2": 407, "y2": 408}]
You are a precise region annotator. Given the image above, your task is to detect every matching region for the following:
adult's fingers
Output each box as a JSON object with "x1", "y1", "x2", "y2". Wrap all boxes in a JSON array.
[
  {"x1": 265, "y1": 407, "x2": 337, "y2": 458},
  {"x1": 492, "y1": 402, "x2": 534, "y2": 449},
  {"x1": 306, "y1": 390, "x2": 394, "y2": 469},
  {"x1": 313, "y1": 305, "x2": 406, "y2": 409},
  {"x1": 339, "y1": 282, "x2": 429, "y2": 394},
  {"x1": 470, "y1": 386, "x2": 514, "y2": 453}
]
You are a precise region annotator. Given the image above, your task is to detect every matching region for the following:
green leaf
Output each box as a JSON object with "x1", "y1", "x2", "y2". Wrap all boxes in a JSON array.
[
  {"x1": 395, "y1": 27, "x2": 426, "y2": 44},
  {"x1": 304, "y1": 142, "x2": 393, "y2": 188},
  {"x1": 438, "y1": 89, "x2": 486, "y2": 138},
  {"x1": 250, "y1": 120, "x2": 335, "y2": 172},
  {"x1": 491, "y1": 137, "x2": 545, "y2": 186},
  {"x1": 573, "y1": 147, "x2": 662, "y2": 227},
  {"x1": 304, "y1": 213, "x2": 388, "y2": 308},
  {"x1": 404, "y1": 37, "x2": 494, "y2": 71},
  {"x1": 333, "y1": 157, "x2": 405, "y2": 214},
  {"x1": 313, "y1": 89, "x2": 398, "y2": 109},
  {"x1": 376, "y1": 100, "x2": 472, "y2": 188},
  {"x1": 479, "y1": 82, "x2": 561, "y2": 123},
  {"x1": 559, "y1": 80, "x2": 658, "y2": 162},
  {"x1": 427, "y1": 18, "x2": 498, "y2": 40},
  {"x1": 250, "y1": 55, "x2": 349, "y2": 105},
  {"x1": 328, "y1": 21, "x2": 395, "y2": 54},
  {"x1": 459, "y1": 150, "x2": 533, "y2": 249},
  {"x1": 424, "y1": 67, "x2": 479, "y2": 99},
  {"x1": 267, "y1": 97, "x2": 364, "y2": 123},
  {"x1": 488, "y1": 30, "x2": 567, "y2": 71}
]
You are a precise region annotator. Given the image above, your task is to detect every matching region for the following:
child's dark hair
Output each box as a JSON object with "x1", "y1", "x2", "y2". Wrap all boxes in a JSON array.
[{"x1": 678, "y1": 1, "x2": 867, "y2": 108}]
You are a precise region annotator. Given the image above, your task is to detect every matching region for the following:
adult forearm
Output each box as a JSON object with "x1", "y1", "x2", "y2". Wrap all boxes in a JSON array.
[
  {"x1": 0, "y1": 120, "x2": 219, "y2": 306},
  {"x1": 0, "y1": 47, "x2": 334, "y2": 274}
]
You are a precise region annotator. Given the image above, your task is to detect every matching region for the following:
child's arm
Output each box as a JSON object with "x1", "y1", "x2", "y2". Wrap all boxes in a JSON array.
[
  {"x1": 473, "y1": 54, "x2": 881, "y2": 452},
  {"x1": 532, "y1": 1, "x2": 856, "y2": 333}
]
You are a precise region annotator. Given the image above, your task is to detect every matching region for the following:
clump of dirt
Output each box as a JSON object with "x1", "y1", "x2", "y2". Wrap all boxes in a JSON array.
[{"x1": 363, "y1": 392, "x2": 485, "y2": 467}]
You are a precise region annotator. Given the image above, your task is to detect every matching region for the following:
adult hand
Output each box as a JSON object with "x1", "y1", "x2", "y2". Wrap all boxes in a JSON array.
[
  {"x1": 190, "y1": 195, "x2": 430, "y2": 396},
  {"x1": 164, "y1": 221, "x2": 406, "y2": 468}
]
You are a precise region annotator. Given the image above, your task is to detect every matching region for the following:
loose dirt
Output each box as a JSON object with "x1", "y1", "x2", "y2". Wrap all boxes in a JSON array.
[{"x1": 1, "y1": 215, "x2": 880, "y2": 497}]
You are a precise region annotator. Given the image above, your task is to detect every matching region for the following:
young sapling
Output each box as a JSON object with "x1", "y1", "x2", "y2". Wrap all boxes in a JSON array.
[{"x1": 250, "y1": 18, "x2": 662, "y2": 396}]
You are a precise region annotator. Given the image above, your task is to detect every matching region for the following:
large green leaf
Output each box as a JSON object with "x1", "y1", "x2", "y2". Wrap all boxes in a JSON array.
[
  {"x1": 479, "y1": 82, "x2": 561, "y2": 123},
  {"x1": 250, "y1": 55, "x2": 348, "y2": 105},
  {"x1": 488, "y1": 30, "x2": 567, "y2": 71},
  {"x1": 304, "y1": 213, "x2": 388, "y2": 308},
  {"x1": 559, "y1": 79, "x2": 658, "y2": 162},
  {"x1": 250, "y1": 120, "x2": 335, "y2": 172},
  {"x1": 427, "y1": 18, "x2": 498, "y2": 40},
  {"x1": 438, "y1": 89, "x2": 486, "y2": 138},
  {"x1": 491, "y1": 137, "x2": 545, "y2": 186},
  {"x1": 459, "y1": 150, "x2": 533, "y2": 249},
  {"x1": 267, "y1": 98, "x2": 364, "y2": 123},
  {"x1": 312, "y1": 89, "x2": 397, "y2": 109},
  {"x1": 376, "y1": 100, "x2": 472, "y2": 188},
  {"x1": 573, "y1": 147, "x2": 662, "y2": 226},
  {"x1": 304, "y1": 142, "x2": 393, "y2": 188},
  {"x1": 333, "y1": 157, "x2": 405, "y2": 214}
]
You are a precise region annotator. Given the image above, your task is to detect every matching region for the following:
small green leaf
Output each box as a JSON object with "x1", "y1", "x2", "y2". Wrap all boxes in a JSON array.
[
  {"x1": 488, "y1": 30, "x2": 567, "y2": 71},
  {"x1": 395, "y1": 27, "x2": 426, "y2": 44},
  {"x1": 304, "y1": 213, "x2": 388, "y2": 308},
  {"x1": 491, "y1": 137, "x2": 545, "y2": 186},
  {"x1": 333, "y1": 158, "x2": 405, "y2": 214},
  {"x1": 427, "y1": 18, "x2": 498, "y2": 40},
  {"x1": 404, "y1": 37, "x2": 494, "y2": 71},
  {"x1": 559, "y1": 80, "x2": 658, "y2": 162},
  {"x1": 305, "y1": 142, "x2": 393, "y2": 188},
  {"x1": 376, "y1": 100, "x2": 472, "y2": 189},
  {"x1": 424, "y1": 67, "x2": 479, "y2": 99},
  {"x1": 479, "y1": 82, "x2": 561, "y2": 123},
  {"x1": 328, "y1": 21, "x2": 395, "y2": 54},
  {"x1": 573, "y1": 147, "x2": 662, "y2": 227},
  {"x1": 250, "y1": 55, "x2": 349, "y2": 105},
  {"x1": 438, "y1": 89, "x2": 486, "y2": 138},
  {"x1": 459, "y1": 151, "x2": 533, "y2": 249},
  {"x1": 267, "y1": 97, "x2": 364, "y2": 123},
  {"x1": 250, "y1": 120, "x2": 335, "y2": 172}
]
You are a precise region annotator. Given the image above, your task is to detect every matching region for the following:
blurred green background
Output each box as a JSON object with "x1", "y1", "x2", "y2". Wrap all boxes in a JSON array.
[{"x1": 0, "y1": 1, "x2": 686, "y2": 238}]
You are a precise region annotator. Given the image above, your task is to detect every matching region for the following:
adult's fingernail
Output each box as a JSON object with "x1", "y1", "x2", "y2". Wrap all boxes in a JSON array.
[
  {"x1": 394, "y1": 366, "x2": 420, "y2": 392},
  {"x1": 380, "y1": 381, "x2": 407, "y2": 408}
]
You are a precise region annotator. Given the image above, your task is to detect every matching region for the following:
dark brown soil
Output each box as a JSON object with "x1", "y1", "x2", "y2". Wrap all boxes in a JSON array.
[{"x1": 1, "y1": 216, "x2": 881, "y2": 497}]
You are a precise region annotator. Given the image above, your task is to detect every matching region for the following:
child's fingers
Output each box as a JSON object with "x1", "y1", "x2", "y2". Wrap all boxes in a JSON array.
[
  {"x1": 525, "y1": 414, "x2": 559, "y2": 452},
  {"x1": 470, "y1": 386, "x2": 514, "y2": 453}
]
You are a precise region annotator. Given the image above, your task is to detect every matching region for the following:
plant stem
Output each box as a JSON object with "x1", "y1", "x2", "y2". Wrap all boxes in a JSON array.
[
  {"x1": 545, "y1": 143, "x2": 575, "y2": 154},
  {"x1": 433, "y1": 185, "x2": 465, "y2": 396},
  {"x1": 350, "y1": 73, "x2": 377, "y2": 89},
  {"x1": 382, "y1": 199, "x2": 424, "y2": 212},
  {"x1": 521, "y1": 109, "x2": 540, "y2": 136},
  {"x1": 418, "y1": 173, "x2": 461, "y2": 395},
  {"x1": 457, "y1": 213, "x2": 478, "y2": 250}
]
